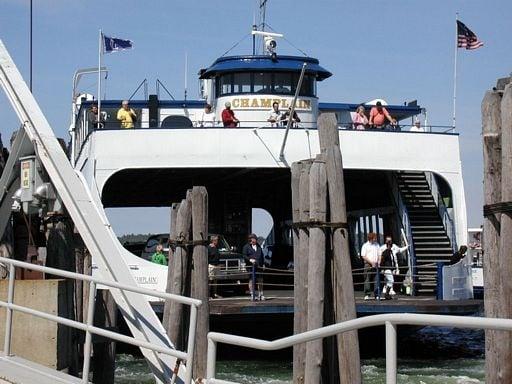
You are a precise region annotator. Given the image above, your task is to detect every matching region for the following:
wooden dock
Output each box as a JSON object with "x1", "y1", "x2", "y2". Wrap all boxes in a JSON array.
[
  {"x1": 153, "y1": 290, "x2": 483, "y2": 317},
  {"x1": 210, "y1": 291, "x2": 482, "y2": 316}
]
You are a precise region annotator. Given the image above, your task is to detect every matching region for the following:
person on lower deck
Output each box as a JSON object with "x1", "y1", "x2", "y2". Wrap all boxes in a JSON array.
[
  {"x1": 450, "y1": 245, "x2": 468, "y2": 265},
  {"x1": 151, "y1": 244, "x2": 167, "y2": 265},
  {"x1": 361, "y1": 232, "x2": 382, "y2": 300},
  {"x1": 242, "y1": 233, "x2": 265, "y2": 300},
  {"x1": 379, "y1": 236, "x2": 408, "y2": 297},
  {"x1": 208, "y1": 236, "x2": 221, "y2": 298}
]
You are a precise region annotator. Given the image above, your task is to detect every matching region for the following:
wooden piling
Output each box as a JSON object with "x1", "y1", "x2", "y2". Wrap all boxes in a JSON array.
[
  {"x1": 319, "y1": 113, "x2": 361, "y2": 384},
  {"x1": 292, "y1": 160, "x2": 312, "y2": 383},
  {"x1": 497, "y1": 83, "x2": 512, "y2": 383},
  {"x1": 191, "y1": 186, "x2": 209, "y2": 380},
  {"x1": 305, "y1": 156, "x2": 327, "y2": 384},
  {"x1": 166, "y1": 192, "x2": 192, "y2": 349},
  {"x1": 163, "y1": 202, "x2": 180, "y2": 333},
  {"x1": 92, "y1": 289, "x2": 117, "y2": 384},
  {"x1": 482, "y1": 89, "x2": 504, "y2": 384}
]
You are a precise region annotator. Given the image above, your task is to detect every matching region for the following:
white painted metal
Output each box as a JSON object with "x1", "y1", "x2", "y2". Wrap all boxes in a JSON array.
[
  {"x1": 0, "y1": 256, "x2": 200, "y2": 383},
  {"x1": 385, "y1": 321, "x2": 397, "y2": 384},
  {"x1": 2, "y1": 264, "x2": 14, "y2": 356},
  {"x1": 81, "y1": 128, "x2": 467, "y2": 246},
  {"x1": 0, "y1": 40, "x2": 189, "y2": 383},
  {"x1": 81, "y1": 282, "x2": 96, "y2": 384},
  {"x1": 205, "y1": 313, "x2": 512, "y2": 384}
]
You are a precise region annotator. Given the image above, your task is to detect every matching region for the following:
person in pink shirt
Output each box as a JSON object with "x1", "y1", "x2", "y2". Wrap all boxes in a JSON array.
[
  {"x1": 369, "y1": 101, "x2": 396, "y2": 129},
  {"x1": 352, "y1": 105, "x2": 369, "y2": 130}
]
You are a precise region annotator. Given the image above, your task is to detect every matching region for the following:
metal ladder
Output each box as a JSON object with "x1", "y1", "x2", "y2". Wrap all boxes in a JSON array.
[{"x1": 0, "y1": 40, "x2": 189, "y2": 383}]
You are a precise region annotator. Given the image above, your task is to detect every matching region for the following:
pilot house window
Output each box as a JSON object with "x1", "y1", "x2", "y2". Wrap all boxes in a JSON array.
[{"x1": 216, "y1": 71, "x2": 316, "y2": 97}]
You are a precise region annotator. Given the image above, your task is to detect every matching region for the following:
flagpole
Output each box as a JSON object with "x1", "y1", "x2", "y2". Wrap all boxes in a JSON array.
[
  {"x1": 98, "y1": 29, "x2": 102, "y2": 127},
  {"x1": 452, "y1": 13, "x2": 458, "y2": 131}
]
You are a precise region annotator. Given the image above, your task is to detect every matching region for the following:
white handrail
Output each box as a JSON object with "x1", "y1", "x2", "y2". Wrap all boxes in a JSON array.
[
  {"x1": 0, "y1": 256, "x2": 201, "y2": 384},
  {"x1": 206, "y1": 313, "x2": 512, "y2": 384}
]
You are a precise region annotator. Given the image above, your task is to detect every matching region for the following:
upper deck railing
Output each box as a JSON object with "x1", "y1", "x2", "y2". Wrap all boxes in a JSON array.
[{"x1": 72, "y1": 104, "x2": 458, "y2": 163}]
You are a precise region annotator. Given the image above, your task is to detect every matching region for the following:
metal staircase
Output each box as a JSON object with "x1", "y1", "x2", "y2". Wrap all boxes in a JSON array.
[{"x1": 396, "y1": 171, "x2": 453, "y2": 295}]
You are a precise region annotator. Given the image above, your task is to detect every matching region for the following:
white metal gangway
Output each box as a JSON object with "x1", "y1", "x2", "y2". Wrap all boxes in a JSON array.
[
  {"x1": 205, "y1": 313, "x2": 512, "y2": 384},
  {"x1": 0, "y1": 40, "x2": 191, "y2": 383}
]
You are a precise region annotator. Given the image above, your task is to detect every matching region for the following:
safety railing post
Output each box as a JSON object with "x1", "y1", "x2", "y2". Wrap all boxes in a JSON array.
[
  {"x1": 251, "y1": 264, "x2": 256, "y2": 301},
  {"x1": 206, "y1": 336, "x2": 217, "y2": 381},
  {"x1": 81, "y1": 281, "x2": 96, "y2": 383},
  {"x1": 385, "y1": 321, "x2": 397, "y2": 384},
  {"x1": 184, "y1": 304, "x2": 198, "y2": 384},
  {"x1": 3, "y1": 263, "x2": 15, "y2": 356}
]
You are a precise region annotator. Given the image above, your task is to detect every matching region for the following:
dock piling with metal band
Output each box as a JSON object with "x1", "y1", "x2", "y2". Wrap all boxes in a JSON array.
[
  {"x1": 291, "y1": 113, "x2": 361, "y2": 384},
  {"x1": 163, "y1": 186, "x2": 210, "y2": 381},
  {"x1": 482, "y1": 75, "x2": 512, "y2": 384}
]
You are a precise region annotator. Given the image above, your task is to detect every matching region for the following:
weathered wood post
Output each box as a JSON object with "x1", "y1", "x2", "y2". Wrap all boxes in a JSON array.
[
  {"x1": 305, "y1": 156, "x2": 327, "y2": 384},
  {"x1": 191, "y1": 186, "x2": 209, "y2": 380},
  {"x1": 497, "y1": 83, "x2": 512, "y2": 382},
  {"x1": 318, "y1": 113, "x2": 361, "y2": 383},
  {"x1": 292, "y1": 160, "x2": 312, "y2": 383},
  {"x1": 166, "y1": 191, "x2": 192, "y2": 349},
  {"x1": 482, "y1": 87, "x2": 503, "y2": 383},
  {"x1": 163, "y1": 202, "x2": 180, "y2": 333},
  {"x1": 92, "y1": 290, "x2": 117, "y2": 384}
]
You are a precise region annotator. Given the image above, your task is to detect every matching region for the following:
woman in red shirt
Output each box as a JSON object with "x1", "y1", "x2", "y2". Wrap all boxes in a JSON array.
[{"x1": 221, "y1": 102, "x2": 239, "y2": 128}]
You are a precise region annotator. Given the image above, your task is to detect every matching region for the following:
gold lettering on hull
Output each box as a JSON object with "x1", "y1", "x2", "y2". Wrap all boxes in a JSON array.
[{"x1": 226, "y1": 98, "x2": 312, "y2": 110}]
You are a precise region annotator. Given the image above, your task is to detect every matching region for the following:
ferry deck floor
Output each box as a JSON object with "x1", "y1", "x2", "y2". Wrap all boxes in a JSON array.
[{"x1": 153, "y1": 290, "x2": 483, "y2": 317}]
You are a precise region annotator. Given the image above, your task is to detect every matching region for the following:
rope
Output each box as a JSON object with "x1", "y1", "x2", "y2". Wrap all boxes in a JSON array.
[
  {"x1": 483, "y1": 201, "x2": 512, "y2": 217},
  {"x1": 292, "y1": 221, "x2": 348, "y2": 230},
  {"x1": 169, "y1": 239, "x2": 209, "y2": 247}
]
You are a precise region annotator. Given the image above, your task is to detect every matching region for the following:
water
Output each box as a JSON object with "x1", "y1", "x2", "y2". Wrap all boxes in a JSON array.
[{"x1": 114, "y1": 327, "x2": 486, "y2": 383}]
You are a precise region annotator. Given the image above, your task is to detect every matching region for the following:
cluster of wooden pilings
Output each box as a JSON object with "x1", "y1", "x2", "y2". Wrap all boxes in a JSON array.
[
  {"x1": 163, "y1": 186, "x2": 210, "y2": 381},
  {"x1": 291, "y1": 113, "x2": 361, "y2": 384},
  {"x1": 482, "y1": 77, "x2": 512, "y2": 384}
]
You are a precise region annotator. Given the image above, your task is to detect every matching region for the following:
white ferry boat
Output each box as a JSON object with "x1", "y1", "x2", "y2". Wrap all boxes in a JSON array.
[{"x1": 70, "y1": 30, "x2": 471, "y2": 301}]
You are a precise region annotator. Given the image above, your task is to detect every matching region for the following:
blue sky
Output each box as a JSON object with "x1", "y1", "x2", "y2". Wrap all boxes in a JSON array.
[{"x1": 1, "y1": 0, "x2": 511, "y2": 235}]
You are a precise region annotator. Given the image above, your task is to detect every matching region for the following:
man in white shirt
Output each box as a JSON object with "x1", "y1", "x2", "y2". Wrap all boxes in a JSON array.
[
  {"x1": 198, "y1": 104, "x2": 217, "y2": 127},
  {"x1": 409, "y1": 120, "x2": 424, "y2": 132},
  {"x1": 267, "y1": 102, "x2": 281, "y2": 127},
  {"x1": 361, "y1": 232, "x2": 382, "y2": 300}
]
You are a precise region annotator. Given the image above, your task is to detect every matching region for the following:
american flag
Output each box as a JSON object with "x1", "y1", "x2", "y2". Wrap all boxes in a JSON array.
[{"x1": 457, "y1": 20, "x2": 483, "y2": 50}]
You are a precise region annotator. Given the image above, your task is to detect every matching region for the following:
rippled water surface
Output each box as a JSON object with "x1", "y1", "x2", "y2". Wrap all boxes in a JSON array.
[{"x1": 115, "y1": 326, "x2": 486, "y2": 383}]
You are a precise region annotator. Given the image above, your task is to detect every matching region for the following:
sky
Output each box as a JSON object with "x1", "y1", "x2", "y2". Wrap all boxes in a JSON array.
[{"x1": 1, "y1": 0, "x2": 511, "y2": 235}]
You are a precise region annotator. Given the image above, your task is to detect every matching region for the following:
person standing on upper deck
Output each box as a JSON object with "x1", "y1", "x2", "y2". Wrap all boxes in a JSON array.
[
  {"x1": 198, "y1": 103, "x2": 217, "y2": 127},
  {"x1": 409, "y1": 119, "x2": 424, "y2": 132},
  {"x1": 88, "y1": 103, "x2": 105, "y2": 129},
  {"x1": 117, "y1": 100, "x2": 137, "y2": 129},
  {"x1": 369, "y1": 101, "x2": 396, "y2": 129},
  {"x1": 361, "y1": 232, "x2": 382, "y2": 300},
  {"x1": 267, "y1": 101, "x2": 282, "y2": 127},
  {"x1": 280, "y1": 107, "x2": 301, "y2": 127},
  {"x1": 352, "y1": 105, "x2": 369, "y2": 130},
  {"x1": 221, "y1": 102, "x2": 239, "y2": 128}
]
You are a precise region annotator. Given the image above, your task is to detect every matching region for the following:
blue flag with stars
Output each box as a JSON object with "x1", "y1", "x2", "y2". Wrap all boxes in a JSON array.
[{"x1": 103, "y1": 35, "x2": 133, "y2": 53}]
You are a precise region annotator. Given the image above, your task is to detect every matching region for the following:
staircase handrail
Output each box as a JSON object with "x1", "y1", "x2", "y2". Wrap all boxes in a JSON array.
[
  {"x1": 388, "y1": 173, "x2": 417, "y2": 295},
  {"x1": 425, "y1": 173, "x2": 457, "y2": 251}
]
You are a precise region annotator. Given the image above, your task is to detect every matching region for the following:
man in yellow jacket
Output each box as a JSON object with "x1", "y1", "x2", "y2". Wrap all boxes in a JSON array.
[{"x1": 117, "y1": 100, "x2": 137, "y2": 128}]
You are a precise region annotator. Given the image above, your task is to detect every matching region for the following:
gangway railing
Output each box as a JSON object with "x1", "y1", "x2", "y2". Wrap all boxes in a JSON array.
[
  {"x1": 205, "y1": 313, "x2": 512, "y2": 384},
  {"x1": 0, "y1": 256, "x2": 201, "y2": 384}
]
